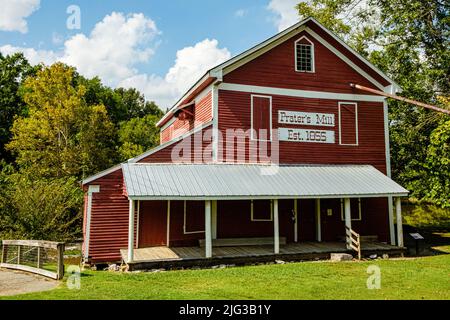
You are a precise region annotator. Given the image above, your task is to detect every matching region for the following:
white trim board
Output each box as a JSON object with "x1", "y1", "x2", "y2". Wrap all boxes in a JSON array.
[
  {"x1": 130, "y1": 193, "x2": 409, "y2": 201},
  {"x1": 82, "y1": 164, "x2": 122, "y2": 185},
  {"x1": 219, "y1": 83, "x2": 386, "y2": 102}
]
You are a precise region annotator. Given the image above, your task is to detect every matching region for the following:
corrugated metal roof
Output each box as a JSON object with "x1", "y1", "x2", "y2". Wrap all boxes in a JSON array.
[{"x1": 122, "y1": 163, "x2": 409, "y2": 200}]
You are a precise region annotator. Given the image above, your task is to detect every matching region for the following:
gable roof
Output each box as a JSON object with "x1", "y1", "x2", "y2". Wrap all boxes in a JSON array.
[{"x1": 156, "y1": 16, "x2": 401, "y2": 128}]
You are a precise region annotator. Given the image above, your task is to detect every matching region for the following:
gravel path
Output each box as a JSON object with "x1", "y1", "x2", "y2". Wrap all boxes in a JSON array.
[{"x1": 0, "y1": 268, "x2": 58, "y2": 296}]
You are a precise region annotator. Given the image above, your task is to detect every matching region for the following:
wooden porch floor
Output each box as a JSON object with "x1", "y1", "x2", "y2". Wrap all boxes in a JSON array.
[{"x1": 121, "y1": 242, "x2": 404, "y2": 269}]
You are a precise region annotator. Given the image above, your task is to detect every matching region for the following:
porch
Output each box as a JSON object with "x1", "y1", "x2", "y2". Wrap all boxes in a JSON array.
[
  {"x1": 117, "y1": 163, "x2": 409, "y2": 267},
  {"x1": 121, "y1": 241, "x2": 405, "y2": 270}
]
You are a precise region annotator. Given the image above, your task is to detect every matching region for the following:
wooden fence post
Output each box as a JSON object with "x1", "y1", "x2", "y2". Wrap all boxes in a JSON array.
[
  {"x1": 17, "y1": 246, "x2": 21, "y2": 265},
  {"x1": 37, "y1": 247, "x2": 42, "y2": 269},
  {"x1": 1, "y1": 242, "x2": 6, "y2": 264},
  {"x1": 56, "y1": 243, "x2": 65, "y2": 280}
]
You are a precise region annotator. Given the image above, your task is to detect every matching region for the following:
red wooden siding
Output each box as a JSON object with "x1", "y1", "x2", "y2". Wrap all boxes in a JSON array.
[
  {"x1": 84, "y1": 170, "x2": 136, "y2": 263},
  {"x1": 184, "y1": 201, "x2": 205, "y2": 233},
  {"x1": 218, "y1": 90, "x2": 387, "y2": 173},
  {"x1": 139, "y1": 124, "x2": 213, "y2": 163},
  {"x1": 168, "y1": 200, "x2": 205, "y2": 247},
  {"x1": 195, "y1": 92, "x2": 212, "y2": 124},
  {"x1": 224, "y1": 31, "x2": 380, "y2": 94},
  {"x1": 138, "y1": 200, "x2": 167, "y2": 247},
  {"x1": 251, "y1": 95, "x2": 271, "y2": 140},
  {"x1": 318, "y1": 198, "x2": 389, "y2": 243},
  {"x1": 252, "y1": 200, "x2": 272, "y2": 220},
  {"x1": 339, "y1": 103, "x2": 358, "y2": 145},
  {"x1": 160, "y1": 92, "x2": 212, "y2": 144},
  {"x1": 305, "y1": 20, "x2": 390, "y2": 87}
]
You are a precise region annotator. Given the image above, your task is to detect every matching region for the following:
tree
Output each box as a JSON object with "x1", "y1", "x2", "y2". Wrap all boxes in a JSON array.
[
  {"x1": 6, "y1": 63, "x2": 117, "y2": 179},
  {"x1": 424, "y1": 119, "x2": 450, "y2": 207},
  {"x1": 0, "y1": 173, "x2": 83, "y2": 241},
  {"x1": 0, "y1": 53, "x2": 38, "y2": 161},
  {"x1": 76, "y1": 75, "x2": 163, "y2": 126},
  {"x1": 297, "y1": 0, "x2": 450, "y2": 207},
  {"x1": 118, "y1": 114, "x2": 160, "y2": 160}
]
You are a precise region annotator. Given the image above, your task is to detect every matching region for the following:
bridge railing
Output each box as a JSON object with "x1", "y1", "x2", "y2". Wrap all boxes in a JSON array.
[{"x1": 1, "y1": 240, "x2": 65, "y2": 280}]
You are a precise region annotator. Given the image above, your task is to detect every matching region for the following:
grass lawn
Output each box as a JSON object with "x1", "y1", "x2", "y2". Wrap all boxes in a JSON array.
[{"x1": 3, "y1": 246, "x2": 449, "y2": 300}]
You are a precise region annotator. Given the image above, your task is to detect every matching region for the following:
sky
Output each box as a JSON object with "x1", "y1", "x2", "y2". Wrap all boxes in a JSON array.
[{"x1": 0, "y1": 0, "x2": 301, "y2": 109}]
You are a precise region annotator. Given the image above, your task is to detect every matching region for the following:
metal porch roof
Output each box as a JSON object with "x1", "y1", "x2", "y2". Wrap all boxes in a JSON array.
[{"x1": 121, "y1": 164, "x2": 408, "y2": 200}]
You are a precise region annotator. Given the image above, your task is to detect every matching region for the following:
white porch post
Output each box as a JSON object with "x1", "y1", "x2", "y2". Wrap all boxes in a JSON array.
[
  {"x1": 344, "y1": 198, "x2": 352, "y2": 249},
  {"x1": 315, "y1": 199, "x2": 321, "y2": 242},
  {"x1": 388, "y1": 197, "x2": 396, "y2": 245},
  {"x1": 205, "y1": 200, "x2": 212, "y2": 258},
  {"x1": 274, "y1": 199, "x2": 280, "y2": 254},
  {"x1": 395, "y1": 197, "x2": 404, "y2": 247},
  {"x1": 211, "y1": 200, "x2": 217, "y2": 240},
  {"x1": 127, "y1": 199, "x2": 135, "y2": 263},
  {"x1": 84, "y1": 185, "x2": 99, "y2": 260}
]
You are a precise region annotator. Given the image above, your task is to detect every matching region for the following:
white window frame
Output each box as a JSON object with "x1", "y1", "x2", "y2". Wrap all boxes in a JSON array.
[
  {"x1": 338, "y1": 102, "x2": 359, "y2": 146},
  {"x1": 183, "y1": 200, "x2": 205, "y2": 234},
  {"x1": 295, "y1": 35, "x2": 315, "y2": 73},
  {"x1": 250, "y1": 94, "x2": 273, "y2": 141},
  {"x1": 251, "y1": 199, "x2": 273, "y2": 222},
  {"x1": 340, "y1": 198, "x2": 362, "y2": 221}
]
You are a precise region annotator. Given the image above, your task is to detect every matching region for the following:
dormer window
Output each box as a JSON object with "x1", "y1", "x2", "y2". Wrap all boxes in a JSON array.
[{"x1": 295, "y1": 36, "x2": 315, "y2": 73}]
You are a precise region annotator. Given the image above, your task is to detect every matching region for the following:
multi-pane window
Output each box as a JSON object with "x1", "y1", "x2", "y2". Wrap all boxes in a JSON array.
[{"x1": 295, "y1": 36, "x2": 315, "y2": 72}]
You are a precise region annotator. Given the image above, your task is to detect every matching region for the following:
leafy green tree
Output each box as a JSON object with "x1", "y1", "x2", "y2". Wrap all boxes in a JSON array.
[
  {"x1": 0, "y1": 53, "x2": 38, "y2": 161},
  {"x1": 76, "y1": 76, "x2": 163, "y2": 126},
  {"x1": 297, "y1": 0, "x2": 450, "y2": 207},
  {"x1": 0, "y1": 173, "x2": 83, "y2": 241},
  {"x1": 7, "y1": 63, "x2": 117, "y2": 179},
  {"x1": 118, "y1": 114, "x2": 160, "y2": 160},
  {"x1": 424, "y1": 119, "x2": 450, "y2": 207}
]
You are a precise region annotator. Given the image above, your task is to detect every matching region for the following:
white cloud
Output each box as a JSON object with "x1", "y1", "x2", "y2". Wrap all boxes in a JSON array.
[
  {"x1": 0, "y1": 0, "x2": 40, "y2": 33},
  {"x1": 61, "y1": 12, "x2": 159, "y2": 86},
  {"x1": 267, "y1": 0, "x2": 301, "y2": 31},
  {"x1": 119, "y1": 39, "x2": 231, "y2": 108},
  {"x1": 235, "y1": 9, "x2": 247, "y2": 18},
  {"x1": 0, "y1": 12, "x2": 230, "y2": 109},
  {"x1": 0, "y1": 44, "x2": 59, "y2": 65}
]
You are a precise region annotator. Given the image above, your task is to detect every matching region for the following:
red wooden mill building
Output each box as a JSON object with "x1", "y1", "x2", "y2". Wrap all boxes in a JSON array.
[{"x1": 82, "y1": 18, "x2": 408, "y2": 269}]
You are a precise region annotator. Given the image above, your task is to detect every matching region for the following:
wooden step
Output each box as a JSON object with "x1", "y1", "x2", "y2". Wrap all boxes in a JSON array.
[{"x1": 199, "y1": 237, "x2": 287, "y2": 247}]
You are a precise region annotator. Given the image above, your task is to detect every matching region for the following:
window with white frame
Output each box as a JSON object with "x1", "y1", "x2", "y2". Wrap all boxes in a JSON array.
[
  {"x1": 251, "y1": 200, "x2": 273, "y2": 222},
  {"x1": 340, "y1": 198, "x2": 362, "y2": 221},
  {"x1": 295, "y1": 36, "x2": 315, "y2": 73},
  {"x1": 183, "y1": 200, "x2": 205, "y2": 234}
]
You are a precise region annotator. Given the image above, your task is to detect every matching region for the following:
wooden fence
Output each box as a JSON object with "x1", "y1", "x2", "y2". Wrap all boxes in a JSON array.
[{"x1": 1, "y1": 240, "x2": 65, "y2": 280}]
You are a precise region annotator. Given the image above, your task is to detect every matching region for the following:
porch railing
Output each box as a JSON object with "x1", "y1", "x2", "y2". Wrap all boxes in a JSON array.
[
  {"x1": 1, "y1": 240, "x2": 65, "y2": 280},
  {"x1": 345, "y1": 227, "x2": 361, "y2": 260}
]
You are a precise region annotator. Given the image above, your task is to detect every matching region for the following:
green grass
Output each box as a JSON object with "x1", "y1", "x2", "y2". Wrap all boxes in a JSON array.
[{"x1": 3, "y1": 252, "x2": 450, "y2": 300}]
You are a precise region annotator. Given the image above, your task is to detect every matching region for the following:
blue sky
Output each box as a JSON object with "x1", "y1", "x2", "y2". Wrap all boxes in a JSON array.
[{"x1": 0, "y1": 0, "x2": 300, "y2": 108}]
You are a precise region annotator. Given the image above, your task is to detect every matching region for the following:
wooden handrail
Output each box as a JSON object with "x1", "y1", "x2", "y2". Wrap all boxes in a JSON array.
[
  {"x1": 345, "y1": 226, "x2": 361, "y2": 260},
  {"x1": 1, "y1": 240, "x2": 65, "y2": 280}
]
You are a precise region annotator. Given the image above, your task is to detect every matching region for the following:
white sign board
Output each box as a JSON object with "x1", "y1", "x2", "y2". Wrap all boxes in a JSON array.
[
  {"x1": 278, "y1": 110, "x2": 335, "y2": 127},
  {"x1": 278, "y1": 128, "x2": 335, "y2": 144}
]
